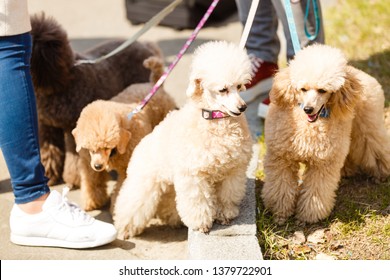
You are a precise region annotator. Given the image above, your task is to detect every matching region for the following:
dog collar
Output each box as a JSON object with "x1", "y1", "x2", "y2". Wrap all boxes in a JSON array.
[
  {"x1": 202, "y1": 109, "x2": 229, "y2": 120},
  {"x1": 319, "y1": 107, "x2": 330, "y2": 118}
]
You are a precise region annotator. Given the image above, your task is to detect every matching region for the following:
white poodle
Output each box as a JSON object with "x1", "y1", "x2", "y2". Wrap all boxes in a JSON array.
[{"x1": 114, "y1": 41, "x2": 254, "y2": 238}]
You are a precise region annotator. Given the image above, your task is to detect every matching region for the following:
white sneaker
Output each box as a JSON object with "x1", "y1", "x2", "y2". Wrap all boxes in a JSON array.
[
  {"x1": 10, "y1": 187, "x2": 117, "y2": 249},
  {"x1": 257, "y1": 97, "x2": 271, "y2": 119}
]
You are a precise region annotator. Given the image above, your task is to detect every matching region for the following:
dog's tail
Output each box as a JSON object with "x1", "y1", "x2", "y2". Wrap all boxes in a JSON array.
[
  {"x1": 143, "y1": 56, "x2": 165, "y2": 84},
  {"x1": 30, "y1": 12, "x2": 74, "y2": 95}
]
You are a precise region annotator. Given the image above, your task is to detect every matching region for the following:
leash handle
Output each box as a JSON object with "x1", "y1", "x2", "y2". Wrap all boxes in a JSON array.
[
  {"x1": 304, "y1": 0, "x2": 320, "y2": 41},
  {"x1": 127, "y1": 0, "x2": 221, "y2": 120}
]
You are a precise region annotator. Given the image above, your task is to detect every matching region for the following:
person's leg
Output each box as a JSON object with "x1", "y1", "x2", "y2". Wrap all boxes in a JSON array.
[
  {"x1": 0, "y1": 33, "x2": 117, "y2": 248},
  {"x1": 0, "y1": 33, "x2": 50, "y2": 206},
  {"x1": 236, "y1": 0, "x2": 280, "y2": 104},
  {"x1": 272, "y1": 0, "x2": 325, "y2": 61},
  {"x1": 236, "y1": 0, "x2": 280, "y2": 63}
]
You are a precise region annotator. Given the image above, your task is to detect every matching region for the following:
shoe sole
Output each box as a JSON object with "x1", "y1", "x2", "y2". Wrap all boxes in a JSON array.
[
  {"x1": 10, "y1": 233, "x2": 116, "y2": 249},
  {"x1": 240, "y1": 77, "x2": 273, "y2": 103}
]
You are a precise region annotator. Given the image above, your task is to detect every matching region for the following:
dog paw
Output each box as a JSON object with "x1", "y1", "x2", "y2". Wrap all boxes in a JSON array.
[
  {"x1": 83, "y1": 195, "x2": 109, "y2": 211},
  {"x1": 273, "y1": 215, "x2": 288, "y2": 225},
  {"x1": 197, "y1": 225, "x2": 211, "y2": 234},
  {"x1": 295, "y1": 219, "x2": 307, "y2": 227},
  {"x1": 216, "y1": 216, "x2": 231, "y2": 226},
  {"x1": 118, "y1": 226, "x2": 143, "y2": 240}
]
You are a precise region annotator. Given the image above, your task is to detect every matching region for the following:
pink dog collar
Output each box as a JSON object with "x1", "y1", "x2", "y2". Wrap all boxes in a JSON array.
[{"x1": 202, "y1": 109, "x2": 229, "y2": 120}]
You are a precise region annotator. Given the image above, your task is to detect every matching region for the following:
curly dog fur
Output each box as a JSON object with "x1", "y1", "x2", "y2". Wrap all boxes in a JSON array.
[
  {"x1": 262, "y1": 44, "x2": 390, "y2": 224},
  {"x1": 113, "y1": 41, "x2": 254, "y2": 239},
  {"x1": 30, "y1": 13, "x2": 162, "y2": 185},
  {"x1": 71, "y1": 57, "x2": 176, "y2": 211}
]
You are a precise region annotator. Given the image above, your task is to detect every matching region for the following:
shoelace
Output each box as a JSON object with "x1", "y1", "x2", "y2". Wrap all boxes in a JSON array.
[
  {"x1": 59, "y1": 187, "x2": 94, "y2": 223},
  {"x1": 248, "y1": 54, "x2": 264, "y2": 74}
]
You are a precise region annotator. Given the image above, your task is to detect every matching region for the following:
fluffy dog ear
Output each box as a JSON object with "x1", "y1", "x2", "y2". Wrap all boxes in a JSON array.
[
  {"x1": 186, "y1": 78, "x2": 203, "y2": 98},
  {"x1": 327, "y1": 66, "x2": 361, "y2": 118},
  {"x1": 118, "y1": 129, "x2": 131, "y2": 154},
  {"x1": 72, "y1": 128, "x2": 82, "y2": 152},
  {"x1": 269, "y1": 68, "x2": 297, "y2": 108}
]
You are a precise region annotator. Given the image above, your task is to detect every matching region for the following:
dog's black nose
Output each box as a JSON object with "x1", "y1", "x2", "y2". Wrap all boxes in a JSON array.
[
  {"x1": 94, "y1": 164, "x2": 104, "y2": 170},
  {"x1": 303, "y1": 106, "x2": 314, "y2": 114},
  {"x1": 239, "y1": 104, "x2": 247, "y2": 112}
]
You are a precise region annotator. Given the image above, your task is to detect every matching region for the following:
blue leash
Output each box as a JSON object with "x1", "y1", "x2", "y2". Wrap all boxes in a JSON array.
[{"x1": 284, "y1": 0, "x2": 321, "y2": 55}]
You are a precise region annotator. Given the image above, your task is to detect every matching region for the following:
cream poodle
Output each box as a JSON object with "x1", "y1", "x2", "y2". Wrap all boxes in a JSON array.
[
  {"x1": 72, "y1": 57, "x2": 176, "y2": 211},
  {"x1": 262, "y1": 44, "x2": 390, "y2": 224},
  {"x1": 114, "y1": 41, "x2": 254, "y2": 238}
]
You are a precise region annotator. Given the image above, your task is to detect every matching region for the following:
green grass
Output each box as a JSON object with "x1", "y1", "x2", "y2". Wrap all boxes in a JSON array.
[{"x1": 324, "y1": 0, "x2": 390, "y2": 101}]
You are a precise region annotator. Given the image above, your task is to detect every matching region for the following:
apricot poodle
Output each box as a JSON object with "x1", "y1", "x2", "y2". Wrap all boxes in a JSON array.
[
  {"x1": 114, "y1": 41, "x2": 254, "y2": 239},
  {"x1": 262, "y1": 44, "x2": 390, "y2": 224},
  {"x1": 30, "y1": 13, "x2": 162, "y2": 185},
  {"x1": 72, "y1": 57, "x2": 176, "y2": 211}
]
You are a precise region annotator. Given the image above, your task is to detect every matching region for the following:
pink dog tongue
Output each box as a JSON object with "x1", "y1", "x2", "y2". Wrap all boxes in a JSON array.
[{"x1": 308, "y1": 113, "x2": 318, "y2": 122}]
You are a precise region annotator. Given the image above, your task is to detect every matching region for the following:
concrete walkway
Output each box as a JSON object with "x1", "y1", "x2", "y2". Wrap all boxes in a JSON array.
[{"x1": 0, "y1": 0, "x2": 271, "y2": 260}]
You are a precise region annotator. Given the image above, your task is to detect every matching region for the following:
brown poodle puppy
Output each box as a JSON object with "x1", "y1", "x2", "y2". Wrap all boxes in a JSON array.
[
  {"x1": 72, "y1": 57, "x2": 176, "y2": 211},
  {"x1": 262, "y1": 44, "x2": 390, "y2": 224},
  {"x1": 30, "y1": 13, "x2": 162, "y2": 185}
]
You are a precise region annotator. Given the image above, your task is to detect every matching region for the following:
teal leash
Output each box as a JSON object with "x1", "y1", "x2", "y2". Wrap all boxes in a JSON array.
[
  {"x1": 304, "y1": 0, "x2": 320, "y2": 41},
  {"x1": 284, "y1": 0, "x2": 321, "y2": 55}
]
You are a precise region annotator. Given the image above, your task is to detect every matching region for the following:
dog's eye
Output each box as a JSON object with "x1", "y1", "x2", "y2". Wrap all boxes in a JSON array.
[
  {"x1": 237, "y1": 84, "x2": 242, "y2": 90},
  {"x1": 219, "y1": 87, "x2": 228, "y2": 93},
  {"x1": 301, "y1": 88, "x2": 307, "y2": 92},
  {"x1": 318, "y1": 89, "x2": 327, "y2": 94}
]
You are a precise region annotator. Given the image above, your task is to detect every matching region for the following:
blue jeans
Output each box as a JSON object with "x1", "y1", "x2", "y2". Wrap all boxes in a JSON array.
[
  {"x1": 236, "y1": 0, "x2": 325, "y2": 63},
  {"x1": 0, "y1": 32, "x2": 50, "y2": 204}
]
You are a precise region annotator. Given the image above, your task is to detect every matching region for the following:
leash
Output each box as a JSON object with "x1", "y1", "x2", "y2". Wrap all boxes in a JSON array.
[
  {"x1": 74, "y1": 0, "x2": 183, "y2": 66},
  {"x1": 304, "y1": 0, "x2": 320, "y2": 41},
  {"x1": 284, "y1": 0, "x2": 321, "y2": 55},
  {"x1": 239, "y1": 0, "x2": 260, "y2": 50},
  {"x1": 284, "y1": 0, "x2": 301, "y2": 55},
  {"x1": 127, "y1": 0, "x2": 221, "y2": 120}
]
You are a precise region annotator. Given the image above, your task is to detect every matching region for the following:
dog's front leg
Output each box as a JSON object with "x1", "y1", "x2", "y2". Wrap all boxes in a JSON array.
[
  {"x1": 216, "y1": 169, "x2": 247, "y2": 225},
  {"x1": 79, "y1": 154, "x2": 110, "y2": 211},
  {"x1": 62, "y1": 131, "x2": 81, "y2": 188},
  {"x1": 296, "y1": 162, "x2": 342, "y2": 223},
  {"x1": 262, "y1": 155, "x2": 300, "y2": 224},
  {"x1": 175, "y1": 176, "x2": 216, "y2": 233}
]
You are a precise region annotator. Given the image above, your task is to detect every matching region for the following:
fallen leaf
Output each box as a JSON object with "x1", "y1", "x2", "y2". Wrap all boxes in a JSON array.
[
  {"x1": 290, "y1": 231, "x2": 306, "y2": 245},
  {"x1": 330, "y1": 241, "x2": 344, "y2": 250},
  {"x1": 307, "y1": 229, "x2": 326, "y2": 244},
  {"x1": 292, "y1": 244, "x2": 312, "y2": 254}
]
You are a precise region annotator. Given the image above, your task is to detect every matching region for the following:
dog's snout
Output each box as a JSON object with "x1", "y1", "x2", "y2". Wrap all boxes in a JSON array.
[
  {"x1": 303, "y1": 106, "x2": 314, "y2": 114},
  {"x1": 94, "y1": 164, "x2": 104, "y2": 171},
  {"x1": 239, "y1": 104, "x2": 247, "y2": 112}
]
